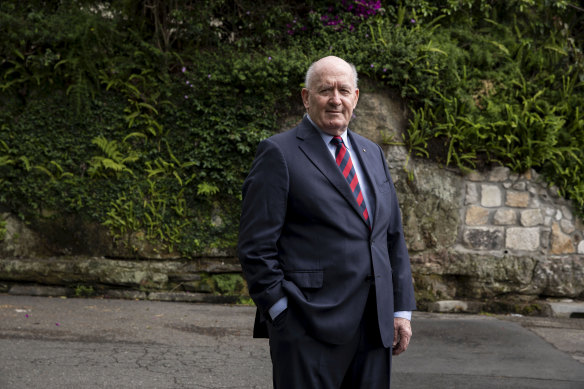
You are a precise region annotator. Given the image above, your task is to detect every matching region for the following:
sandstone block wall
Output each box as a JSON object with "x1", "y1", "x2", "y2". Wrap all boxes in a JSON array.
[{"x1": 462, "y1": 167, "x2": 584, "y2": 256}]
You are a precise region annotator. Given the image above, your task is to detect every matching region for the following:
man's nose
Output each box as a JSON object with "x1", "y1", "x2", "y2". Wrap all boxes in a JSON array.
[{"x1": 329, "y1": 89, "x2": 341, "y2": 105}]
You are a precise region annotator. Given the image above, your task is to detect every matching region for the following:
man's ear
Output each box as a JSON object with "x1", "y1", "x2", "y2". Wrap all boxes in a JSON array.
[
  {"x1": 353, "y1": 88, "x2": 359, "y2": 108},
  {"x1": 301, "y1": 88, "x2": 310, "y2": 109}
]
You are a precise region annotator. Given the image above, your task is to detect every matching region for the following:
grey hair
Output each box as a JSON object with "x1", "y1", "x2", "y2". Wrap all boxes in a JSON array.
[{"x1": 304, "y1": 57, "x2": 359, "y2": 90}]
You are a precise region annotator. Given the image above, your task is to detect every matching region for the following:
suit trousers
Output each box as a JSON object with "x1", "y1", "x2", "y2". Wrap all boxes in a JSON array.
[{"x1": 267, "y1": 286, "x2": 392, "y2": 389}]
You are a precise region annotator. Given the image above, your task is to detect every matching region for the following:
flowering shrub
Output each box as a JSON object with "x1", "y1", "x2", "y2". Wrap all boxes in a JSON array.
[{"x1": 287, "y1": 0, "x2": 383, "y2": 35}]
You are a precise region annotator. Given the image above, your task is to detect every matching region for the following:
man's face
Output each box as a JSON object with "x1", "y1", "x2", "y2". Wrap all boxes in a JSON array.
[{"x1": 301, "y1": 60, "x2": 359, "y2": 136}]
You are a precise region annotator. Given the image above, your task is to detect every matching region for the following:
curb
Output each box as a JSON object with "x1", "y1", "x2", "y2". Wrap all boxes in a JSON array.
[
  {"x1": 3, "y1": 283, "x2": 244, "y2": 305},
  {"x1": 428, "y1": 299, "x2": 584, "y2": 318}
]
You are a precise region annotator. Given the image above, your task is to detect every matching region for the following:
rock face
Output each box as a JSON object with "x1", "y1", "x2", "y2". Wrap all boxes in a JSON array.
[
  {"x1": 0, "y1": 89, "x2": 583, "y2": 308},
  {"x1": 0, "y1": 256, "x2": 242, "y2": 293},
  {"x1": 395, "y1": 160, "x2": 463, "y2": 253}
]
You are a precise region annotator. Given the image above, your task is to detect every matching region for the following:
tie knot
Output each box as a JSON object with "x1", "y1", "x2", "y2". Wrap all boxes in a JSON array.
[{"x1": 331, "y1": 136, "x2": 343, "y2": 147}]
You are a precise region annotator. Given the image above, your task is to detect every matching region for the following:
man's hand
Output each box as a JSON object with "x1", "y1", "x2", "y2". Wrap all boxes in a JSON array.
[{"x1": 392, "y1": 317, "x2": 412, "y2": 356}]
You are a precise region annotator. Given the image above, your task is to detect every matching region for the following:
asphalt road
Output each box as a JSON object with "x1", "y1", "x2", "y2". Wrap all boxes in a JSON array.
[{"x1": 1, "y1": 295, "x2": 583, "y2": 389}]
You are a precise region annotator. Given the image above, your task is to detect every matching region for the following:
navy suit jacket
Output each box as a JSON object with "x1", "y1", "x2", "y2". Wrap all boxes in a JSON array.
[{"x1": 238, "y1": 116, "x2": 416, "y2": 347}]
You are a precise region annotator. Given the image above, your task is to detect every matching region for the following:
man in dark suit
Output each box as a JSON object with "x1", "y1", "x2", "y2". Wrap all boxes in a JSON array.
[{"x1": 238, "y1": 56, "x2": 416, "y2": 388}]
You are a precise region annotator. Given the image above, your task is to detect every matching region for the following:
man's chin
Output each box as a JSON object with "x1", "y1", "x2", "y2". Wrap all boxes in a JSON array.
[{"x1": 320, "y1": 120, "x2": 347, "y2": 135}]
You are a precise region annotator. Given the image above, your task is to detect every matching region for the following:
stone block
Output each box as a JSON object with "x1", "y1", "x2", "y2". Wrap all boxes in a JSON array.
[
  {"x1": 488, "y1": 166, "x2": 510, "y2": 182},
  {"x1": 493, "y1": 208, "x2": 516, "y2": 225},
  {"x1": 465, "y1": 206, "x2": 490, "y2": 226},
  {"x1": 481, "y1": 184, "x2": 502, "y2": 207},
  {"x1": 523, "y1": 169, "x2": 539, "y2": 181},
  {"x1": 561, "y1": 205, "x2": 573, "y2": 221},
  {"x1": 544, "y1": 207, "x2": 556, "y2": 217},
  {"x1": 506, "y1": 227, "x2": 540, "y2": 251},
  {"x1": 427, "y1": 300, "x2": 482, "y2": 313},
  {"x1": 520, "y1": 209, "x2": 543, "y2": 227},
  {"x1": 462, "y1": 227, "x2": 504, "y2": 250},
  {"x1": 551, "y1": 222, "x2": 575, "y2": 255},
  {"x1": 560, "y1": 219, "x2": 575, "y2": 234},
  {"x1": 506, "y1": 191, "x2": 530, "y2": 208},
  {"x1": 465, "y1": 183, "x2": 479, "y2": 205},
  {"x1": 511, "y1": 182, "x2": 527, "y2": 191},
  {"x1": 547, "y1": 301, "x2": 584, "y2": 318},
  {"x1": 578, "y1": 240, "x2": 584, "y2": 254},
  {"x1": 466, "y1": 171, "x2": 484, "y2": 182}
]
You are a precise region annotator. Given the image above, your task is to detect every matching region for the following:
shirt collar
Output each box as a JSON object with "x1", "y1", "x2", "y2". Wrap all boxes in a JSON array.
[{"x1": 306, "y1": 114, "x2": 350, "y2": 150}]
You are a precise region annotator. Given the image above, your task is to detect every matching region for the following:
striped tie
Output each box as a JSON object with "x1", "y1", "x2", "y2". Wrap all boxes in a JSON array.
[{"x1": 331, "y1": 136, "x2": 370, "y2": 227}]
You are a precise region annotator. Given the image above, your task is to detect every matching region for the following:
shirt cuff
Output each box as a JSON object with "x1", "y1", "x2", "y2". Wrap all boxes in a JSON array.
[
  {"x1": 268, "y1": 296, "x2": 288, "y2": 320},
  {"x1": 394, "y1": 311, "x2": 412, "y2": 321}
]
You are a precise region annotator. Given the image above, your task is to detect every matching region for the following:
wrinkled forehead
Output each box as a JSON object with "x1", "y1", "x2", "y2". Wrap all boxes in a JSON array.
[{"x1": 312, "y1": 64, "x2": 356, "y2": 89}]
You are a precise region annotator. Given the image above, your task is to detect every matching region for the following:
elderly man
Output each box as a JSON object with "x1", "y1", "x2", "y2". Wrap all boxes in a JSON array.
[{"x1": 238, "y1": 56, "x2": 416, "y2": 388}]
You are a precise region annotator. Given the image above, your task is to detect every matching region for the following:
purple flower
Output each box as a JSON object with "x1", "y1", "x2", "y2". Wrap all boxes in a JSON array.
[
  {"x1": 410, "y1": 19, "x2": 416, "y2": 24},
  {"x1": 186, "y1": 80, "x2": 190, "y2": 85},
  {"x1": 208, "y1": 74, "x2": 211, "y2": 79},
  {"x1": 25, "y1": 314, "x2": 29, "y2": 318},
  {"x1": 181, "y1": 66, "x2": 186, "y2": 73},
  {"x1": 184, "y1": 95, "x2": 188, "y2": 99},
  {"x1": 55, "y1": 323, "x2": 60, "y2": 326},
  {"x1": 268, "y1": 56, "x2": 272, "y2": 61},
  {"x1": 370, "y1": 64, "x2": 374, "y2": 68}
]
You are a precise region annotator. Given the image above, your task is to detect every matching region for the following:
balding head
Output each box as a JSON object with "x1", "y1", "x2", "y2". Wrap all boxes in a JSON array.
[{"x1": 305, "y1": 56, "x2": 359, "y2": 91}]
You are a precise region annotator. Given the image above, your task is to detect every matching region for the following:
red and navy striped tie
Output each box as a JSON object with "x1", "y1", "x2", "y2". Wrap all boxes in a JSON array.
[{"x1": 331, "y1": 136, "x2": 370, "y2": 227}]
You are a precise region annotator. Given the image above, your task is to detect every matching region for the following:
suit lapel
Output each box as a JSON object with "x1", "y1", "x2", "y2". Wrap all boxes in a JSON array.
[
  {"x1": 348, "y1": 131, "x2": 379, "y2": 229},
  {"x1": 296, "y1": 118, "x2": 369, "y2": 229}
]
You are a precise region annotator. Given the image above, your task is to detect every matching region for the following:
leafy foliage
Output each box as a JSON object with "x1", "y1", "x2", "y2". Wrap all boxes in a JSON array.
[{"x1": 0, "y1": 0, "x2": 583, "y2": 257}]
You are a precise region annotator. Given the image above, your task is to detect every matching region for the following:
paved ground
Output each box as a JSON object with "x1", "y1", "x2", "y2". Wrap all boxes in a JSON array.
[{"x1": 0, "y1": 295, "x2": 583, "y2": 389}]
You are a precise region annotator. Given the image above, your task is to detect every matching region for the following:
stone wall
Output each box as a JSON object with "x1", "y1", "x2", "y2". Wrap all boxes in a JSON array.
[
  {"x1": 1, "y1": 88, "x2": 583, "y2": 311},
  {"x1": 351, "y1": 89, "x2": 584, "y2": 309},
  {"x1": 462, "y1": 168, "x2": 583, "y2": 256}
]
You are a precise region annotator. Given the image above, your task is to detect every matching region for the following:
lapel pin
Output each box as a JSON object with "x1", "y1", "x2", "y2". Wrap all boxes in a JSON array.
[{"x1": 363, "y1": 148, "x2": 366, "y2": 152}]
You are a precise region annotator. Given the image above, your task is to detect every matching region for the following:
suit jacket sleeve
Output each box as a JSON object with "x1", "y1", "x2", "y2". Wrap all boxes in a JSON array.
[
  {"x1": 381, "y1": 146, "x2": 417, "y2": 312},
  {"x1": 238, "y1": 138, "x2": 288, "y2": 318}
]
